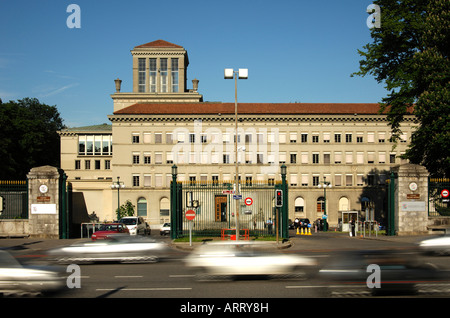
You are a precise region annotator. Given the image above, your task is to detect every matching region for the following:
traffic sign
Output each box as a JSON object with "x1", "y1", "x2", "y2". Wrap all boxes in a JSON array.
[
  {"x1": 244, "y1": 197, "x2": 253, "y2": 206},
  {"x1": 441, "y1": 189, "x2": 449, "y2": 198},
  {"x1": 185, "y1": 209, "x2": 196, "y2": 220},
  {"x1": 233, "y1": 194, "x2": 242, "y2": 200},
  {"x1": 222, "y1": 190, "x2": 234, "y2": 194}
]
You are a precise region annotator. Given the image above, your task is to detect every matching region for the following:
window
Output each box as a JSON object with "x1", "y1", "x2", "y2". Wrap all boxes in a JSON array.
[
  {"x1": 257, "y1": 153, "x2": 264, "y2": 164},
  {"x1": 295, "y1": 197, "x2": 305, "y2": 212},
  {"x1": 137, "y1": 198, "x2": 147, "y2": 217},
  {"x1": 323, "y1": 133, "x2": 330, "y2": 143},
  {"x1": 346, "y1": 175, "x2": 353, "y2": 186},
  {"x1": 335, "y1": 133, "x2": 341, "y2": 143},
  {"x1": 143, "y1": 133, "x2": 151, "y2": 144},
  {"x1": 301, "y1": 174, "x2": 308, "y2": 186},
  {"x1": 132, "y1": 153, "x2": 140, "y2": 164},
  {"x1": 144, "y1": 175, "x2": 151, "y2": 187},
  {"x1": 132, "y1": 133, "x2": 139, "y2": 144},
  {"x1": 138, "y1": 58, "x2": 146, "y2": 92},
  {"x1": 133, "y1": 175, "x2": 140, "y2": 187},
  {"x1": 312, "y1": 153, "x2": 319, "y2": 164},
  {"x1": 78, "y1": 135, "x2": 112, "y2": 156},
  {"x1": 290, "y1": 132, "x2": 297, "y2": 143},
  {"x1": 301, "y1": 133, "x2": 308, "y2": 143},
  {"x1": 144, "y1": 153, "x2": 151, "y2": 164},
  {"x1": 334, "y1": 152, "x2": 342, "y2": 164},
  {"x1": 75, "y1": 160, "x2": 80, "y2": 170},
  {"x1": 160, "y1": 58, "x2": 168, "y2": 93},
  {"x1": 290, "y1": 174, "x2": 298, "y2": 186},
  {"x1": 390, "y1": 153, "x2": 396, "y2": 164},
  {"x1": 290, "y1": 153, "x2": 297, "y2": 164},
  {"x1": 155, "y1": 153, "x2": 162, "y2": 164},
  {"x1": 312, "y1": 134, "x2": 319, "y2": 143},
  {"x1": 149, "y1": 58, "x2": 157, "y2": 92},
  {"x1": 317, "y1": 197, "x2": 325, "y2": 213},
  {"x1": 313, "y1": 176, "x2": 319, "y2": 186},
  {"x1": 95, "y1": 160, "x2": 101, "y2": 170},
  {"x1": 105, "y1": 160, "x2": 111, "y2": 170},
  {"x1": 155, "y1": 133, "x2": 162, "y2": 144},
  {"x1": 171, "y1": 58, "x2": 179, "y2": 92},
  {"x1": 334, "y1": 174, "x2": 342, "y2": 186},
  {"x1": 357, "y1": 134, "x2": 363, "y2": 143},
  {"x1": 223, "y1": 154, "x2": 230, "y2": 164},
  {"x1": 301, "y1": 152, "x2": 309, "y2": 164},
  {"x1": 85, "y1": 160, "x2": 90, "y2": 170},
  {"x1": 345, "y1": 133, "x2": 352, "y2": 143},
  {"x1": 323, "y1": 153, "x2": 330, "y2": 164},
  {"x1": 378, "y1": 132, "x2": 386, "y2": 143}
]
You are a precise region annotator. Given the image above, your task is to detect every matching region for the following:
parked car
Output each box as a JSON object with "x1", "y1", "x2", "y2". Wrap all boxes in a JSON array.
[
  {"x1": 91, "y1": 223, "x2": 129, "y2": 241},
  {"x1": 47, "y1": 235, "x2": 169, "y2": 264},
  {"x1": 160, "y1": 222, "x2": 170, "y2": 236},
  {"x1": 0, "y1": 250, "x2": 66, "y2": 296},
  {"x1": 184, "y1": 241, "x2": 317, "y2": 281},
  {"x1": 120, "y1": 216, "x2": 148, "y2": 235}
]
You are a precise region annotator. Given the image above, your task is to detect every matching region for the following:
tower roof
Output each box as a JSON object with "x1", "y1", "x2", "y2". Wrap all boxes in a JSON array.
[{"x1": 134, "y1": 39, "x2": 183, "y2": 49}]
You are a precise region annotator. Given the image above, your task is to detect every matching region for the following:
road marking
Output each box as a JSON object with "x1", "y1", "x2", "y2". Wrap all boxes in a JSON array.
[
  {"x1": 169, "y1": 274, "x2": 195, "y2": 278},
  {"x1": 114, "y1": 276, "x2": 143, "y2": 278},
  {"x1": 96, "y1": 287, "x2": 192, "y2": 291}
]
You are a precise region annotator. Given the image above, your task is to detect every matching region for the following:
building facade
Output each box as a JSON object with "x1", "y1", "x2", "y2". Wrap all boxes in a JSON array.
[{"x1": 59, "y1": 40, "x2": 415, "y2": 231}]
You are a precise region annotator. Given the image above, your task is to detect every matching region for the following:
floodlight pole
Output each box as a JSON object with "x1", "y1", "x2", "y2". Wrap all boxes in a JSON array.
[{"x1": 225, "y1": 68, "x2": 248, "y2": 241}]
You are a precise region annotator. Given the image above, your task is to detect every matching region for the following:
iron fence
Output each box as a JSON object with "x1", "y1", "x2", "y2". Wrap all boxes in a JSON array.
[
  {"x1": 429, "y1": 178, "x2": 450, "y2": 217},
  {"x1": 171, "y1": 179, "x2": 287, "y2": 239},
  {"x1": 0, "y1": 180, "x2": 28, "y2": 219}
]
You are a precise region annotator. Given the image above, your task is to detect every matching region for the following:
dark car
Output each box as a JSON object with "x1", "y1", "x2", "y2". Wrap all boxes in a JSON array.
[
  {"x1": 318, "y1": 249, "x2": 447, "y2": 296},
  {"x1": 91, "y1": 223, "x2": 129, "y2": 241},
  {"x1": 299, "y1": 218, "x2": 310, "y2": 229}
]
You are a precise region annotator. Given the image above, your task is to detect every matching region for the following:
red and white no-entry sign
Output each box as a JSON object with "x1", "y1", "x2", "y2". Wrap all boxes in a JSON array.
[
  {"x1": 441, "y1": 189, "x2": 449, "y2": 198},
  {"x1": 185, "y1": 209, "x2": 196, "y2": 220},
  {"x1": 244, "y1": 197, "x2": 253, "y2": 206}
]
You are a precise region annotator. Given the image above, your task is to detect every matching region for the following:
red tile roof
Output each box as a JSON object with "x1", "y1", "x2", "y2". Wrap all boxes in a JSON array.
[
  {"x1": 114, "y1": 103, "x2": 387, "y2": 115},
  {"x1": 135, "y1": 39, "x2": 183, "y2": 49}
]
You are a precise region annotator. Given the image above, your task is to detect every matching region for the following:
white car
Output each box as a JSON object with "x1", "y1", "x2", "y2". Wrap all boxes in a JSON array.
[
  {"x1": 184, "y1": 241, "x2": 317, "y2": 280},
  {"x1": 120, "y1": 216, "x2": 148, "y2": 235},
  {"x1": 160, "y1": 223, "x2": 170, "y2": 236},
  {"x1": 0, "y1": 250, "x2": 66, "y2": 296},
  {"x1": 419, "y1": 235, "x2": 450, "y2": 255}
]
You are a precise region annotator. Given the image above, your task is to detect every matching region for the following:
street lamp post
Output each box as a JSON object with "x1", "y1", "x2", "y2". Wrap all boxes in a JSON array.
[
  {"x1": 224, "y1": 68, "x2": 248, "y2": 241},
  {"x1": 318, "y1": 176, "x2": 331, "y2": 231},
  {"x1": 111, "y1": 176, "x2": 125, "y2": 221}
]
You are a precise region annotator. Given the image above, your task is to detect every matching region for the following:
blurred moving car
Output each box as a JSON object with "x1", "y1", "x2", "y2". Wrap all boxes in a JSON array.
[
  {"x1": 318, "y1": 249, "x2": 446, "y2": 296},
  {"x1": 419, "y1": 234, "x2": 450, "y2": 255},
  {"x1": 48, "y1": 236, "x2": 169, "y2": 264},
  {"x1": 160, "y1": 223, "x2": 170, "y2": 236},
  {"x1": 120, "y1": 216, "x2": 148, "y2": 235},
  {"x1": 184, "y1": 241, "x2": 317, "y2": 281},
  {"x1": 0, "y1": 250, "x2": 66, "y2": 296},
  {"x1": 91, "y1": 223, "x2": 129, "y2": 241}
]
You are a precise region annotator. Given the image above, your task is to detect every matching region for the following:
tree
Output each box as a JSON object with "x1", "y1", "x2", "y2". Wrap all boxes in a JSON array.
[
  {"x1": 0, "y1": 98, "x2": 65, "y2": 179},
  {"x1": 116, "y1": 200, "x2": 136, "y2": 220},
  {"x1": 352, "y1": 0, "x2": 449, "y2": 177}
]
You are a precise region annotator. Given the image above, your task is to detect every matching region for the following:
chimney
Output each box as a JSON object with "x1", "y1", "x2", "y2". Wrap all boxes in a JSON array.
[
  {"x1": 114, "y1": 78, "x2": 122, "y2": 92},
  {"x1": 192, "y1": 78, "x2": 199, "y2": 92}
]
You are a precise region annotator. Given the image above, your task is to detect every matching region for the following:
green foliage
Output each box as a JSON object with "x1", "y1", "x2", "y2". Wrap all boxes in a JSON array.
[
  {"x1": 116, "y1": 200, "x2": 136, "y2": 219},
  {"x1": 352, "y1": 0, "x2": 449, "y2": 176},
  {"x1": 0, "y1": 98, "x2": 65, "y2": 179}
]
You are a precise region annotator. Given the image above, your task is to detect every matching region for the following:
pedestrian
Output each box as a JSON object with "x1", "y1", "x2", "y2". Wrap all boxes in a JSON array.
[
  {"x1": 350, "y1": 218, "x2": 356, "y2": 237},
  {"x1": 266, "y1": 218, "x2": 273, "y2": 234},
  {"x1": 294, "y1": 218, "x2": 299, "y2": 230}
]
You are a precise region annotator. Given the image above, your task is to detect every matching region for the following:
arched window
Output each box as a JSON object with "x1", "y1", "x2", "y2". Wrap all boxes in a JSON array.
[
  {"x1": 339, "y1": 197, "x2": 349, "y2": 211},
  {"x1": 137, "y1": 197, "x2": 147, "y2": 217},
  {"x1": 317, "y1": 197, "x2": 325, "y2": 213},
  {"x1": 160, "y1": 197, "x2": 170, "y2": 217},
  {"x1": 294, "y1": 197, "x2": 305, "y2": 213}
]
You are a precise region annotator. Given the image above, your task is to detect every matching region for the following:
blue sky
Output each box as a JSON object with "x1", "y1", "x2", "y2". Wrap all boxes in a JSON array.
[{"x1": 0, "y1": 0, "x2": 386, "y2": 127}]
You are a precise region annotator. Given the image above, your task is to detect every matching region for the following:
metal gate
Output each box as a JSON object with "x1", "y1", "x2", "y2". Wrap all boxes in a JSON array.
[
  {"x1": 170, "y1": 167, "x2": 288, "y2": 239},
  {"x1": 0, "y1": 181, "x2": 28, "y2": 219},
  {"x1": 428, "y1": 178, "x2": 450, "y2": 217}
]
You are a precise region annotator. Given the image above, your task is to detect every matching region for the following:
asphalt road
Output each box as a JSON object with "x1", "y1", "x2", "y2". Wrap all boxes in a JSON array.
[{"x1": 2, "y1": 231, "x2": 450, "y2": 306}]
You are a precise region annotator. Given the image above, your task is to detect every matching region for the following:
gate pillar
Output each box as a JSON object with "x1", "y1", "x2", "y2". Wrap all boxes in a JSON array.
[
  {"x1": 27, "y1": 166, "x2": 62, "y2": 238},
  {"x1": 394, "y1": 164, "x2": 429, "y2": 235}
]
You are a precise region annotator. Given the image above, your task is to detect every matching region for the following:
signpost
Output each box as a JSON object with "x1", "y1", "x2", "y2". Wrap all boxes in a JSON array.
[
  {"x1": 244, "y1": 197, "x2": 253, "y2": 206},
  {"x1": 185, "y1": 209, "x2": 196, "y2": 246}
]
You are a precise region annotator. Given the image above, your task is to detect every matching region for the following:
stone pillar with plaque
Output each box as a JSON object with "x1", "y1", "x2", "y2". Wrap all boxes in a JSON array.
[
  {"x1": 27, "y1": 166, "x2": 61, "y2": 238},
  {"x1": 394, "y1": 164, "x2": 429, "y2": 235}
]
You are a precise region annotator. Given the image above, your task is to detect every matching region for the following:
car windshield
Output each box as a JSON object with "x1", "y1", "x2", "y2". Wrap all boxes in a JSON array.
[
  {"x1": 121, "y1": 218, "x2": 137, "y2": 225},
  {"x1": 99, "y1": 224, "x2": 119, "y2": 231}
]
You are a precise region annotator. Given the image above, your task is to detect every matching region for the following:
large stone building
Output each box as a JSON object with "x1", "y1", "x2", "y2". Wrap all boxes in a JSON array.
[{"x1": 58, "y1": 39, "x2": 415, "y2": 231}]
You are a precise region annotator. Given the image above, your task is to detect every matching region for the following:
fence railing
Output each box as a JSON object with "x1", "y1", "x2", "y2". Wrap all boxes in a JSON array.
[
  {"x1": 429, "y1": 178, "x2": 450, "y2": 217},
  {"x1": 0, "y1": 180, "x2": 28, "y2": 219}
]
